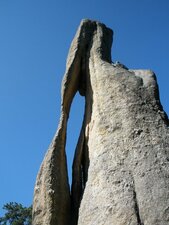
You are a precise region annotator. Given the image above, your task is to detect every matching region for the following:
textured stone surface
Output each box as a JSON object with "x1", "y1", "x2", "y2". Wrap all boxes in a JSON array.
[{"x1": 33, "y1": 19, "x2": 169, "y2": 225}]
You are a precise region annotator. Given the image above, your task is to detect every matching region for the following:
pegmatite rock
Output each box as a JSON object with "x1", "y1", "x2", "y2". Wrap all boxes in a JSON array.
[{"x1": 32, "y1": 19, "x2": 169, "y2": 225}]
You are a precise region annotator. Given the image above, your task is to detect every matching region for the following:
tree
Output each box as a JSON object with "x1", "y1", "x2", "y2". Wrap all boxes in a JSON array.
[{"x1": 0, "y1": 202, "x2": 32, "y2": 225}]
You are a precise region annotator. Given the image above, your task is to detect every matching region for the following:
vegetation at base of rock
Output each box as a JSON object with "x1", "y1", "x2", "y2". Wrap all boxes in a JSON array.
[{"x1": 0, "y1": 202, "x2": 32, "y2": 225}]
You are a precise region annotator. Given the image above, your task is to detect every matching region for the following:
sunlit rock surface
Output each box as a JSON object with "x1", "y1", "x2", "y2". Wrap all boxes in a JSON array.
[{"x1": 33, "y1": 19, "x2": 169, "y2": 225}]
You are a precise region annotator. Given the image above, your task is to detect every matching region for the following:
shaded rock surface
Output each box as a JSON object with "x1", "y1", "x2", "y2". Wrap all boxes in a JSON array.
[{"x1": 32, "y1": 19, "x2": 169, "y2": 225}]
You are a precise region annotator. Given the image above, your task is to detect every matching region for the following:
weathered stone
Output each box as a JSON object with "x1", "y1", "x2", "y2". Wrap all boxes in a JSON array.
[{"x1": 33, "y1": 19, "x2": 169, "y2": 225}]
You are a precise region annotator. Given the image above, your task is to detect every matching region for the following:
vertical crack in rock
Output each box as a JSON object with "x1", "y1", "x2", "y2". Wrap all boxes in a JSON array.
[
  {"x1": 133, "y1": 190, "x2": 144, "y2": 225},
  {"x1": 132, "y1": 176, "x2": 144, "y2": 225},
  {"x1": 71, "y1": 20, "x2": 113, "y2": 225},
  {"x1": 71, "y1": 21, "x2": 95, "y2": 225},
  {"x1": 33, "y1": 19, "x2": 169, "y2": 225}
]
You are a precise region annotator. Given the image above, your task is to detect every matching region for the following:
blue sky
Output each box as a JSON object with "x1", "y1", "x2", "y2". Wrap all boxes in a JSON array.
[{"x1": 0, "y1": 0, "x2": 169, "y2": 213}]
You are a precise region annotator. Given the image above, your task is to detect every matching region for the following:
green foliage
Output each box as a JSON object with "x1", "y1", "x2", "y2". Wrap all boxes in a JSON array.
[{"x1": 0, "y1": 202, "x2": 32, "y2": 225}]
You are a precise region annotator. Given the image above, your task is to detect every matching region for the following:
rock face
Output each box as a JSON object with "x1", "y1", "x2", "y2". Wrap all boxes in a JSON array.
[{"x1": 32, "y1": 19, "x2": 169, "y2": 225}]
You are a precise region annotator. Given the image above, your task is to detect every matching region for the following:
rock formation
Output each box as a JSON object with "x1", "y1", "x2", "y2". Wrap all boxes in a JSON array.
[{"x1": 32, "y1": 19, "x2": 169, "y2": 225}]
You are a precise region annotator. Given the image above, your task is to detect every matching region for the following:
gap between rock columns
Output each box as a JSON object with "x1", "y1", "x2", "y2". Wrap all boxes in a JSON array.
[
  {"x1": 71, "y1": 20, "x2": 113, "y2": 225},
  {"x1": 32, "y1": 20, "x2": 112, "y2": 225}
]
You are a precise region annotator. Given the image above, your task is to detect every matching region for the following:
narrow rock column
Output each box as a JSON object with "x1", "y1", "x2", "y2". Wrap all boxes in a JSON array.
[{"x1": 32, "y1": 20, "x2": 86, "y2": 225}]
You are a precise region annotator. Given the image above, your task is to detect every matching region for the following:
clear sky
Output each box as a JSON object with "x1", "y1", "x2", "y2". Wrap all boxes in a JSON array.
[{"x1": 0, "y1": 0, "x2": 169, "y2": 214}]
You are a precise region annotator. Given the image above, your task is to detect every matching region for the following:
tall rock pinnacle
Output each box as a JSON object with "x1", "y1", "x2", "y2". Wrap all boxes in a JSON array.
[{"x1": 32, "y1": 19, "x2": 169, "y2": 225}]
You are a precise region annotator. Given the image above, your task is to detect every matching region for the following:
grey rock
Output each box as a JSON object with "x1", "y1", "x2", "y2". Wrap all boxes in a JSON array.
[
  {"x1": 113, "y1": 61, "x2": 129, "y2": 69},
  {"x1": 33, "y1": 19, "x2": 169, "y2": 225}
]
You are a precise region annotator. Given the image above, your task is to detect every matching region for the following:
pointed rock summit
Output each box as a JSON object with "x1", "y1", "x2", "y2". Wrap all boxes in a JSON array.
[{"x1": 32, "y1": 19, "x2": 169, "y2": 225}]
